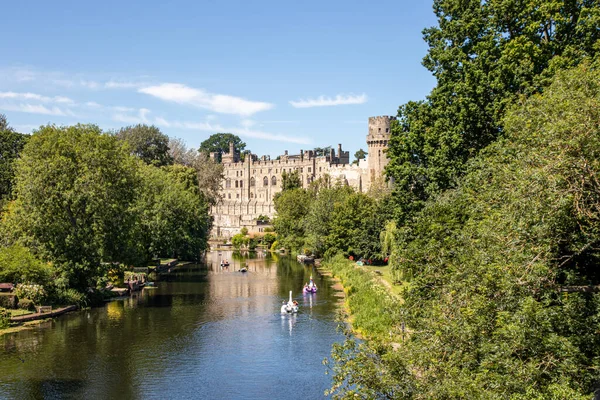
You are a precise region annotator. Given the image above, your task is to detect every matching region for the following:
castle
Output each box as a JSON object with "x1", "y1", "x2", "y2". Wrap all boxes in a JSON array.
[{"x1": 210, "y1": 116, "x2": 395, "y2": 238}]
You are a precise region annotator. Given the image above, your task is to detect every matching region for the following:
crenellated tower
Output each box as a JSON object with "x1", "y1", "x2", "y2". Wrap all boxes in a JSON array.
[{"x1": 366, "y1": 115, "x2": 395, "y2": 184}]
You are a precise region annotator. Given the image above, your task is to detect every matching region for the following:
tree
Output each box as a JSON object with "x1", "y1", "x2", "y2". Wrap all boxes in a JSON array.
[
  {"x1": 0, "y1": 128, "x2": 28, "y2": 202},
  {"x1": 198, "y1": 133, "x2": 246, "y2": 162},
  {"x1": 115, "y1": 124, "x2": 173, "y2": 167},
  {"x1": 280, "y1": 169, "x2": 302, "y2": 191},
  {"x1": 273, "y1": 188, "x2": 313, "y2": 252},
  {"x1": 131, "y1": 163, "x2": 210, "y2": 262},
  {"x1": 353, "y1": 148, "x2": 367, "y2": 165},
  {"x1": 0, "y1": 244, "x2": 51, "y2": 286},
  {"x1": 169, "y1": 137, "x2": 224, "y2": 206},
  {"x1": 328, "y1": 61, "x2": 600, "y2": 399},
  {"x1": 10, "y1": 124, "x2": 138, "y2": 290},
  {"x1": 386, "y1": 0, "x2": 600, "y2": 223},
  {"x1": 312, "y1": 146, "x2": 332, "y2": 157},
  {"x1": 0, "y1": 114, "x2": 13, "y2": 132}
]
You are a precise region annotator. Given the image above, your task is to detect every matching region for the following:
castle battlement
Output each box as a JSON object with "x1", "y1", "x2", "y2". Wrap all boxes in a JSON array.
[{"x1": 211, "y1": 116, "x2": 392, "y2": 238}]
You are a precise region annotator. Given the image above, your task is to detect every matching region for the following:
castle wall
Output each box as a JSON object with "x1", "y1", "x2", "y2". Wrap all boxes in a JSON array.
[{"x1": 211, "y1": 117, "x2": 393, "y2": 239}]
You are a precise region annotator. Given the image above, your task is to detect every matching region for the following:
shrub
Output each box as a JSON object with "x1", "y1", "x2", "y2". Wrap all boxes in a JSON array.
[
  {"x1": 17, "y1": 298, "x2": 34, "y2": 311},
  {"x1": 0, "y1": 308, "x2": 9, "y2": 328},
  {"x1": 15, "y1": 284, "x2": 46, "y2": 305},
  {"x1": 0, "y1": 295, "x2": 17, "y2": 309}
]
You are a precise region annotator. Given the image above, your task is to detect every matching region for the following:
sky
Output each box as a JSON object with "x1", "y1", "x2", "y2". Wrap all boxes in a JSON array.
[{"x1": 0, "y1": 0, "x2": 438, "y2": 159}]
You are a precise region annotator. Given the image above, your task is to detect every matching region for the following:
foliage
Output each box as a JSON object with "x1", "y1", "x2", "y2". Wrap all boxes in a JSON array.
[
  {"x1": 352, "y1": 148, "x2": 367, "y2": 165},
  {"x1": 115, "y1": 124, "x2": 173, "y2": 167},
  {"x1": 256, "y1": 214, "x2": 270, "y2": 223},
  {"x1": 131, "y1": 162, "x2": 210, "y2": 262},
  {"x1": 312, "y1": 146, "x2": 332, "y2": 157},
  {"x1": 386, "y1": 0, "x2": 600, "y2": 223},
  {"x1": 0, "y1": 307, "x2": 9, "y2": 328},
  {"x1": 8, "y1": 124, "x2": 139, "y2": 291},
  {"x1": 0, "y1": 244, "x2": 52, "y2": 285},
  {"x1": 328, "y1": 61, "x2": 600, "y2": 399},
  {"x1": 280, "y1": 169, "x2": 302, "y2": 192},
  {"x1": 198, "y1": 133, "x2": 246, "y2": 162},
  {"x1": 262, "y1": 233, "x2": 277, "y2": 248},
  {"x1": 15, "y1": 284, "x2": 46, "y2": 305},
  {"x1": 240, "y1": 227, "x2": 248, "y2": 236},
  {"x1": 17, "y1": 298, "x2": 34, "y2": 310},
  {"x1": 169, "y1": 137, "x2": 224, "y2": 205},
  {"x1": 273, "y1": 188, "x2": 313, "y2": 252},
  {"x1": 0, "y1": 126, "x2": 28, "y2": 202}
]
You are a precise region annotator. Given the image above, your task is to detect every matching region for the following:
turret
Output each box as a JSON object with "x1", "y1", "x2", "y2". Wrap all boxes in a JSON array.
[{"x1": 366, "y1": 116, "x2": 395, "y2": 180}]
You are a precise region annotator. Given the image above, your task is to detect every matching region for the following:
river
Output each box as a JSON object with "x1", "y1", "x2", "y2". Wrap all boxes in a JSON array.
[{"x1": 0, "y1": 251, "x2": 344, "y2": 399}]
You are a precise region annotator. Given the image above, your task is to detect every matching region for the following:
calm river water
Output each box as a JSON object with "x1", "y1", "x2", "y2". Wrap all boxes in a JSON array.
[{"x1": 0, "y1": 251, "x2": 344, "y2": 399}]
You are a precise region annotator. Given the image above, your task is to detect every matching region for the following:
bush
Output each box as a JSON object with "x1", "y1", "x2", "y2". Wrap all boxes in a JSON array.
[
  {"x1": 17, "y1": 298, "x2": 34, "y2": 310},
  {"x1": 14, "y1": 284, "x2": 46, "y2": 305},
  {"x1": 57, "y1": 288, "x2": 86, "y2": 307},
  {"x1": 0, "y1": 308, "x2": 9, "y2": 328},
  {"x1": 0, "y1": 295, "x2": 17, "y2": 309}
]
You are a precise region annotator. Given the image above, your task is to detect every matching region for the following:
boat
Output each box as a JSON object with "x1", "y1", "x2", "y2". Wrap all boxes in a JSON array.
[
  {"x1": 220, "y1": 260, "x2": 230, "y2": 267},
  {"x1": 239, "y1": 267, "x2": 248, "y2": 273},
  {"x1": 281, "y1": 290, "x2": 299, "y2": 314},
  {"x1": 303, "y1": 275, "x2": 318, "y2": 293}
]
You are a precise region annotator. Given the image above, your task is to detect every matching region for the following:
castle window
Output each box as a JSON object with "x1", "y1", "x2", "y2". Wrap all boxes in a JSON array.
[
  {"x1": 300, "y1": 168, "x2": 303, "y2": 172},
  {"x1": 386, "y1": 128, "x2": 389, "y2": 133},
  {"x1": 250, "y1": 177, "x2": 255, "y2": 187},
  {"x1": 226, "y1": 179, "x2": 231, "y2": 188},
  {"x1": 263, "y1": 176, "x2": 268, "y2": 186},
  {"x1": 308, "y1": 167, "x2": 311, "y2": 172},
  {"x1": 240, "y1": 180, "x2": 243, "y2": 188},
  {"x1": 237, "y1": 194, "x2": 239, "y2": 198},
  {"x1": 276, "y1": 169, "x2": 278, "y2": 173},
  {"x1": 378, "y1": 128, "x2": 381, "y2": 132},
  {"x1": 235, "y1": 181, "x2": 239, "y2": 188},
  {"x1": 271, "y1": 176, "x2": 277, "y2": 186},
  {"x1": 228, "y1": 193, "x2": 231, "y2": 199},
  {"x1": 236, "y1": 171, "x2": 239, "y2": 177},
  {"x1": 250, "y1": 192, "x2": 254, "y2": 198},
  {"x1": 319, "y1": 167, "x2": 322, "y2": 172}
]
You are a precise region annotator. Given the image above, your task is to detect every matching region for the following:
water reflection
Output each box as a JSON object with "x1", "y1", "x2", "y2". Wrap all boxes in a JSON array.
[{"x1": 0, "y1": 251, "x2": 343, "y2": 400}]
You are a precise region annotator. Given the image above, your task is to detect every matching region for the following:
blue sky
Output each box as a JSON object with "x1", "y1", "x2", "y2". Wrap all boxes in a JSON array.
[{"x1": 0, "y1": 0, "x2": 437, "y2": 158}]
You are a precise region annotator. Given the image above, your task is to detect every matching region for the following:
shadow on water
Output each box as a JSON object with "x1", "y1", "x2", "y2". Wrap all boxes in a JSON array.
[{"x1": 0, "y1": 251, "x2": 344, "y2": 400}]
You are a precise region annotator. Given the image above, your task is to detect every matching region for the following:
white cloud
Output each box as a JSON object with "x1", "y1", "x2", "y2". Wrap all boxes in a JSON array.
[
  {"x1": 112, "y1": 108, "x2": 151, "y2": 124},
  {"x1": 138, "y1": 83, "x2": 274, "y2": 116},
  {"x1": 105, "y1": 80, "x2": 143, "y2": 89},
  {"x1": 289, "y1": 93, "x2": 368, "y2": 108},
  {"x1": 150, "y1": 115, "x2": 310, "y2": 144},
  {"x1": 0, "y1": 103, "x2": 70, "y2": 116},
  {"x1": 0, "y1": 91, "x2": 74, "y2": 104}
]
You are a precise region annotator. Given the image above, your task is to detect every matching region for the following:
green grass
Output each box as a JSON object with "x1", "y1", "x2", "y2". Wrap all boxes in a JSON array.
[{"x1": 8, "y1": 309, "x2": 34, "y2": 317}]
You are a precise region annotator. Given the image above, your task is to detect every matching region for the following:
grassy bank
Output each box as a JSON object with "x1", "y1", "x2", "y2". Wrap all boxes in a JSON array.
[{"x1": 321, "y1": 254, "x2": 401, "y2": 342}]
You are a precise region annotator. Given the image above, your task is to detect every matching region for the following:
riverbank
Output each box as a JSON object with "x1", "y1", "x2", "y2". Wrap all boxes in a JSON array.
[{"x1": 317, "y1": 254, "x2": 402, "y2": 343}]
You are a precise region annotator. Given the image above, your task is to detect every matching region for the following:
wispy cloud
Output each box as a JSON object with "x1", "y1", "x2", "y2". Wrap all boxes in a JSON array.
[
  {"x1": 138, "y1": 83, "x2": 274, "y2": 116},
  {"x1": 105, "y1": 80, "x2": 144, "y2": 89},
  {"x1": 0, "y1": 91, "x2": 74, "y2": 104},
  {"x1": 289, "y1": 93, "x2": 368, "y2": 108},
  {"x1": 0, "y1": 103, "x2": 72, "y2": 116},
  {"x1": 111, "y1": 108, "x2": 309, "y2": 144}
]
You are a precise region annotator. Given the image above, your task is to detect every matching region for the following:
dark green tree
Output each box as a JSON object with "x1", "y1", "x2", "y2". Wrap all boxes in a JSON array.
[
  {"x1": 198, "y1": 133, "x2": 246, "y2": 162},
  {"x1": 353, "y1": 148, "x2": 367, "y2": 165},
  {"x1": 386, "y1": 0, "x2": 600, "y2": 223},
  {"x1": 115, "y1": 124, "x2": 173, "y2": 167},
  {"x1": 9, "y1": 124, "x2": 139, "y2": 290},
  {"x1": 280, "y1": 169, "x2": 302, "y2": 191},
  {"x1": 0, "y1": 126, "x2": 28, "y2": 202}
]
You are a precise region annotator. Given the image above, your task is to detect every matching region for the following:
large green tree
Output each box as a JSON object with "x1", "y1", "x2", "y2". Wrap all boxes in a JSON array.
[
  {"x1": 115, "y1": 124, "x2": 173, "y2": 167},
  {"x1": 131, "y1": 163, "x2": 210, "y2": 262},
  {"x1": 198, "y1": 133, "x2": 246, "y2": 162},
  {"x1": 169, "y1": 137, "x2": 224, "y2": 205},
  {"x1": 386, "y1": 0, "x2": 600, "y2": 222},
  {"x1": 0, "y1": 123, "x2": 28, "y2": 202},
  {"x1": 10, "y1": 124, "x2": 138, "y2": 290},
  {"x1": 330, "y1": 60, "x2": 600, "y2": 399}
]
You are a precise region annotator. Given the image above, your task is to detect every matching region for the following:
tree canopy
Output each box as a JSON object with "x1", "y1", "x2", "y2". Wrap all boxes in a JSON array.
[
  {"x1": 385, "y1": 0, "x2": 600, "y2": 223},
  {"x1": 115, "y1": 124, "x2": 173, "y2": 167},
  {"x1": 0, "y1": 123, "x2": 28, "y2": 203},
  {"x1": 198, "y1": 133, "x2": 246, "y2": 162}
]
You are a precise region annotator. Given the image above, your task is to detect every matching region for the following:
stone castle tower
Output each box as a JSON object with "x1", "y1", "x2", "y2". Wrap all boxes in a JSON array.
[{"x1": 366, "y1": 115, "x2": 395, "y2": 184}]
